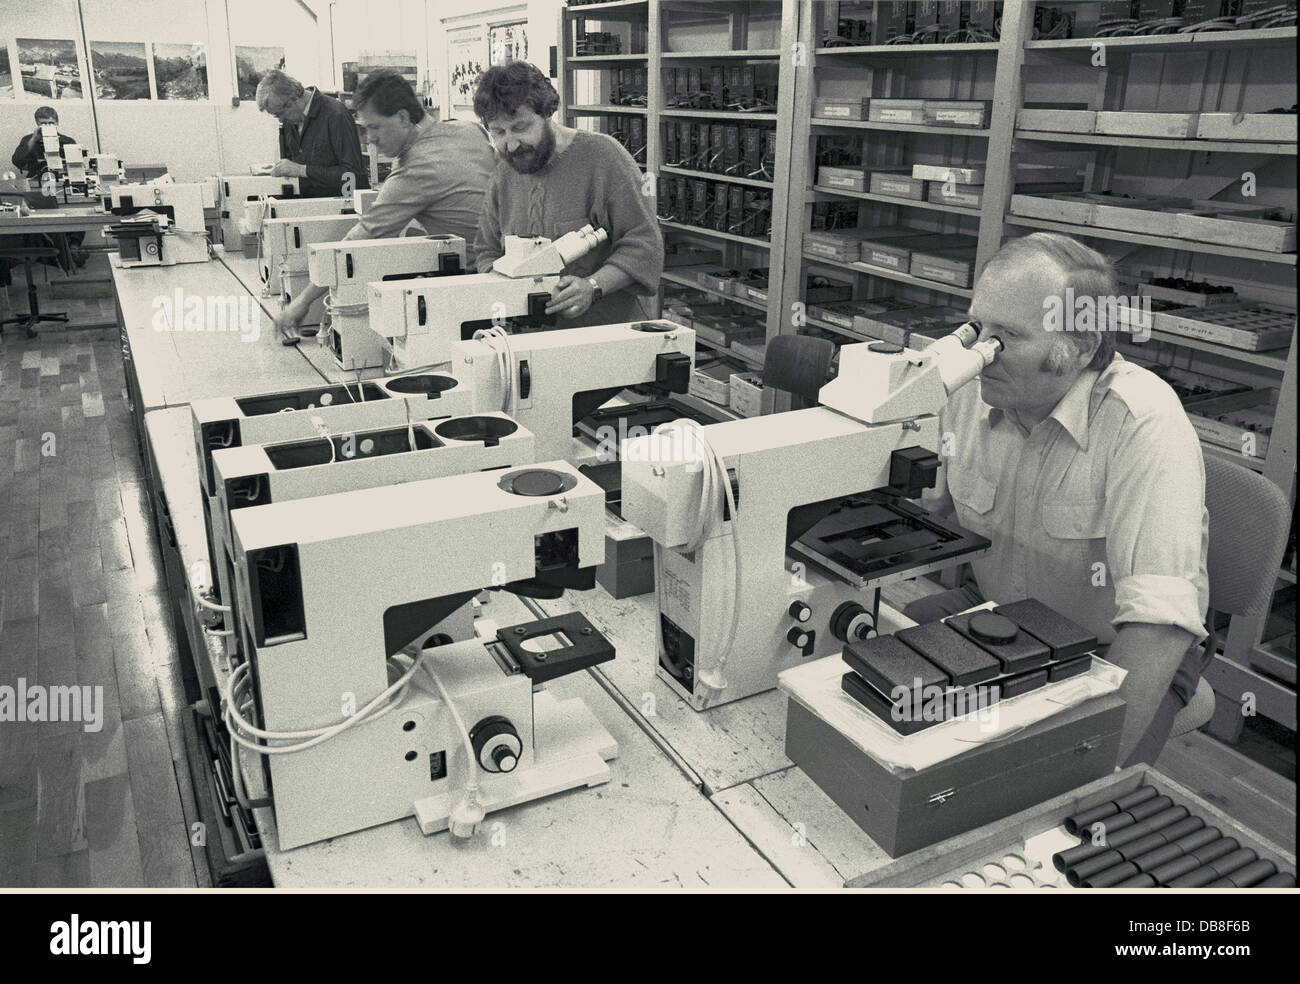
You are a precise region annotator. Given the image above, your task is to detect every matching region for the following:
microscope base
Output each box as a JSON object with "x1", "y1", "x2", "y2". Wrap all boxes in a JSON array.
[{"x1": 413, "y1": 689, "x2": 618, "y2": 835}]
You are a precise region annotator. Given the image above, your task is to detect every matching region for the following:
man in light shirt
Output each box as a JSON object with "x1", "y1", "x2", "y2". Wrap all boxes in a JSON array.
[
  {"x1": 272, "y1": 70, "x2": 494, "y2": 341},
  {"x1": 913, "y1": 232, "x2": 1210, "y2": 766}
]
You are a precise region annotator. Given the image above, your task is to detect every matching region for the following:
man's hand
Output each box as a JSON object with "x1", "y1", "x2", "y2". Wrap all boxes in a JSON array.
[
  {"x1": 273, "y1": 302, "x2": 305, "y2": 344},
  {"x1": 271, "y1": 159, "x2": 305, "y2": 179},
  {"x1": 545, "y1": 276, "x2": 596, "y2": 318}
]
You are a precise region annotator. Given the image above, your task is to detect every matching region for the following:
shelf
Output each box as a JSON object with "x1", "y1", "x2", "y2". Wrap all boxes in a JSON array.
[
  {"x1": 671, "y1": 389, "x2": 742, "y2": 422},
  {"x1": 815, "y1": 42, "x2": 997, "y2": 56},
  {"x1": 661, "y1": 108, "x2": 779, "y2": 121},
  {"x1": 695, "y1": 336, "x2": 764, "y2": 370},
  {"x1": 566, "y1": 104, "x2": 648, "y2": 115},
  {"x1": 1127, "y1": 329, "x2": 1291, "y2": 373},
  {"x1": 811, "y1": 119, "x2": 991, "y2": 137},
  {"x1": 1251, "y1": 639, "x2": 1298, "y2": 687},
  {"x1": 1278, "y1": 568, "x2": 1297, "y2": 586},
  {"x1": 663, "y1": 165, "x2": 774, "y2": 189},
  {"x1": 805, "y1": 316, "x2": 876, "y2": 344},
  {"x1": 1199, "y1": 439, "x2": 1267, "y2": 473},
  {"x1": 1015, "y1": 130, "x2": 1297, "y2": 156},
  {"x1": 661, "y1": 49, "x2": 782, "y2": 59},
  {"x1": 1004, "y1": 216, "x2": 1299, "y2": 266},
  {"x1": 661, "y1": 270, "x2": 767, "y2": 312},
  {"x1": 660, "y1": 219, "x2": 771, "y2": 249},
  {"x1": 801, "y1": 252, "x2": 974, "y2": 298},
  {"x1": 567, "y1": 54, "x2": 649, "y2": 64},
  {"x1": 810, "y1": 184, "x2": 981, "y2": 216},
  {"x1": 1024, "y1": 26, "x2": 1297, "y2": 55},
  {"x1": 563, "y1": 0, "x2": 649, "y2": 19}
]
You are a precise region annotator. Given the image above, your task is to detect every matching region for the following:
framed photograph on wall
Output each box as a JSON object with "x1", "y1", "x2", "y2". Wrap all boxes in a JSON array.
[
  {"x1": 488, "y1": 21, "x2": 528, "y2": 66},
  {"x1": 16, "y1": 38, "x2": 83, "y2": 99},
  {"x1": 446, "y1": 25, "x2": 486, "y2": 115},
  {"x1": 153, "y1": 42, "x2": 208, "y2": 100},
  {"x1": 0, "y1": 44, "x2": 13, "y2": 99},
  {"x1": 89, "y1": 41, "x2": 150, "y2": 100},
  {"x1": 235, "y1": 45, "x2": 286, "y2": 102}
]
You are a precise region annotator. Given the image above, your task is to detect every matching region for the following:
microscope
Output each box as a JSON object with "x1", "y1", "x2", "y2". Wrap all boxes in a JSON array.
[
  {"x1": 620, "y1": 326, "x2": 1002, "y2": 709},
  {"x1": 189, "y1": 372, "x2": 478, "y2": 663},
  {"x1": 217, "y1": 175, "x2": 299, "y2": 250},
  {"x1": 306, "y1": 234, "x2": 469, "y2": 371},
  {"x1": 101, "y1": 181, "x2": 213, "y2": 266},
  {"x1": 258, "y1": 213, "x2": 360, "y2": 298},
  {"x1": 367, "y1": 226, "x2": 609, "y2": 369},
  {"x1": 225, "y1": 461, "x2": 618, "y2": 849}
]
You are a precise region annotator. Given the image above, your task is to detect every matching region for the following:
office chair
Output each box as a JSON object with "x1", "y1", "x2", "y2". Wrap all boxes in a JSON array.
[
  {"x1": 0, "y1": 246, "x2": 69, "y2": 338},
  {"x1": 761, "y1": 333, "x2": 836, "y2": 410},
  {"x1": 1170, "y1": 453, "x2": 1291, "y2": 737}
]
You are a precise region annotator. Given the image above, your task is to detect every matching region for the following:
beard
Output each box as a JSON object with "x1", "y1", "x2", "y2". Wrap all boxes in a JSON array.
[{"x1": 504, "y1": 124, "x2": 556, "y2": 174}]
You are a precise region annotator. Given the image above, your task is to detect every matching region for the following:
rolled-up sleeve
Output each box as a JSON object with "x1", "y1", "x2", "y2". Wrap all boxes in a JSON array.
[
  {"x1": 1104, "y1": 405, "x2": 1209, "y2": 642},
  {"x1": 594, "y1": 142, "x2": 662, "y2": 295}
]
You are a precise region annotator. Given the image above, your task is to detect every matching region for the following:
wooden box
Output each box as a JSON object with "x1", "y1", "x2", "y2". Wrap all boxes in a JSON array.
[
  {"x1": 860, "y1": 233, "x2": 950, "y2": 272},
  {"x1": 912, "y1": 163, "x2": 986, "y2": 184},
  {"x1": 728, "y1": 371, "x2": 764, "y2": 417},
  {"x1": 909, "y1": 241, "x2": 979, "y2": 287},
  {"x1": 927, "y1": 182, "x2": 982, "y2": 208},
  {"x1": 786, "y1": 693, "x2": 1126, "y2": 858},
  {"x1": 808, "y1": 299, "x2": 889, "y2": 330},
  {"x1": 1096, "y1": 112, "x2": 1200, "y2": 139},
  {"x1": 688, "y1": 359, "x2": 735, "y2": 404},
  {"x1": 849, "y1": 764, "x2": 1297, "y2": 887},
  {"x1": 869, "y1": 99, "x2": 927, "y2": 125},
  {"x1": 1175, "y1": 209, "x2": 1297, "y2": 253},
  {"x1": 695, "y1": 268, "x2": 739, "y2": 295},
  {"x1": 1152, "y1": 304, "x2": 1295, "y2": 351}
]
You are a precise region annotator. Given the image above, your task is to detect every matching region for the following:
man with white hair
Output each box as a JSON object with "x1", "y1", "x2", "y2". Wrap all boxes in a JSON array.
[
  {"x1": 912, "y1": 232, "x2": 1210, "y2": 767},
  {"x1": 255, "y1": 69, "x2": 367, "y2": 198}
]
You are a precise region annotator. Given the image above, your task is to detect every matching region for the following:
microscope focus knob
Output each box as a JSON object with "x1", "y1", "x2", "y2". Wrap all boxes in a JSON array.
[
  {"x1": 469, "y1": 716, "x2": 522, "y2": 774},
  {"x1": 830, "y1": 602, "x2": 874, "y2": 643},
  {"x1": 788, "y1": 601, "x2": 812, "y2": 623},
  {"x1": 786, "y1": 626, "x2": 812, "y2": 649}
]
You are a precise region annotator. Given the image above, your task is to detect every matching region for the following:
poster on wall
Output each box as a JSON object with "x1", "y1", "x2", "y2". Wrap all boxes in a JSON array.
[
  {"x1": 16, "y1": 39, "x2": 83, "y2": 99},
  {"x1": 0, "y1": 46, "x2": 12, "y2": 99},
  {"x1": 89, "y1": 41, "x2": 150, "y2": 100},
  {"x1": 446, "y1": 26, "x2": 486, "y2": 114},
  {"x1": 488, "y1": 22, "x2": 528, "y2": 66},
  {"x1": 153, "y1": 42, "x2": 208, "y2": 100},
  {"x1": 235, "y1": 45, "x2": 286, "y2": 101}
]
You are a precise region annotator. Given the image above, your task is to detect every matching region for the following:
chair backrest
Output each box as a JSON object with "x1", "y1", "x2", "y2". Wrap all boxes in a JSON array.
[
  {"x1": 762, "y1": 334, "x2": 836, "y2": 409},
  {"x1": 1204, "y1": 453, "x2": 1291, "y2": 618}
]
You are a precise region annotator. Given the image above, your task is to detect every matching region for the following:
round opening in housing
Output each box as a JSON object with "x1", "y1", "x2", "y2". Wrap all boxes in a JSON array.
[
  {"x1": 496, "y1": 468, "x2": 578, "y2": 497},
  {"x1": 434, "y1": 415, "x2": 519, "y2": 444},
  {"x1": 384, "y1": 374, "x2": 459, "y2": 396}
]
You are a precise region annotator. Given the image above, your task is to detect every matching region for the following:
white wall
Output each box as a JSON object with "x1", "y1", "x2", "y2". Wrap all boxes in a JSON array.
[{"x1": 1, "y1": 0, "x2": 323, "y2": 179}]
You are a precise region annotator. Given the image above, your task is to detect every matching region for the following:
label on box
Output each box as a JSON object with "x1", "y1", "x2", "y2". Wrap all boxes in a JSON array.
[
  {"x1": 879, "y1": 109, "x2": 916, "y2": 122},
  {"x1": 934, "y1": 109, "x2": 982, "y2": 125},
  {"x1": 820, "y1": 105, "x2": 851, "y2": 118}
]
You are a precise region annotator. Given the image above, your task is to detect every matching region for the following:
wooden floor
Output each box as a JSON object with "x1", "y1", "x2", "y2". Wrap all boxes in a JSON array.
[
  {"x1": 0, "y1": 312, "x2": 1292, "y2": 888},
  {"x1": 0, "y1": 322, "x2": 207, "y2": 888}
]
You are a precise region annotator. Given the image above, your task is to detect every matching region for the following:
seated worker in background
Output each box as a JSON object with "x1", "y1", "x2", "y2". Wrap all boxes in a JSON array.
[
  {"x1": 273, "y1": 70, "x2": 495, "y2": 341},
  {"x1": 10, "y1": 106, "x2": 78, "y2": 183},
  {"x1": 472, "y1": 61, "x2": 662, "y2": 327},
  {"x1": 256, "y1": 70, "x2": 368, "y2": 199},
  {"x1": 912, "y1": 232, "x2": 1209, "y2": 768}
]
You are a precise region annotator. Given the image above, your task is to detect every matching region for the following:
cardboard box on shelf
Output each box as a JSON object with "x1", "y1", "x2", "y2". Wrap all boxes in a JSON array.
[
  {"x1": 909, "y1": 245, "x2": 978, "y2": 288},
  {"x1": 729, "y1": 372, "x2": 765, "y2": 417},
  {"x1": 912, "y1": 163, "x2": 988, "y2": 184},
  {"x1": 869, "y1": 99, "x2": 927, "y2": 125},
  {"x1": 817, "y1": 165, "x2": 870, "y2": 192},
  {"x1": 924, "y1": 100, "x2": 992, "y2": 129},
  {"x1": 689, "y1": 358, "x2": 741, "y2": 405},
  {"x1": 1195, "y1": 112, "x2": 1298, "y2": 143},
  {"x1": 859, "y1": 233, "x2": 953, "y2": 272},
  {"x1": 814, "y1": 96, "x2": 871, "y2": 121},
  {"x1": 870, "y1": 169, "x2": 927, "y2": 200},
  {"x1": 1095, "y1": 112, "x2": 1201, "y2": 139},
  {"x1": 807, "y1": 298, "x2": 891, "y2": 329},
  {"x1": 1152, "y1": 304, "x2": 1296, "y2": 352},
  {"x1": 1016, "y1": 107, "x2": 1096, "y2": 133}
]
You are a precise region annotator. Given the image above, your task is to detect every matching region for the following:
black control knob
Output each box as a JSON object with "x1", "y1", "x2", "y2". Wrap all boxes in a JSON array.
[
  {"x1": 469, "y1": 715, "x2": 522, "y2": 774},
  {"x1": 787, "y1": 626, "x2": 812, "y2": 649},
  {"x1": 830, "y1": 602, "x2": 874, "y2": 643},
  {"x1": 788, "y1": 601, "x2": 812, "y2": 623}
]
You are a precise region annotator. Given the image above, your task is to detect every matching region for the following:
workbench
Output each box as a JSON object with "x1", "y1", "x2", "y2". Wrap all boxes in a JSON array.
[{"x1": 109, "y1": 250, "x2": 1287, "y2": 890}]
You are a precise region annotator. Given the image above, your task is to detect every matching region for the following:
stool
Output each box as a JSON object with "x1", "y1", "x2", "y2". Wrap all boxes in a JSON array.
[{"x1": 0, "y1": 247, "x2": 69, "y2": 337}]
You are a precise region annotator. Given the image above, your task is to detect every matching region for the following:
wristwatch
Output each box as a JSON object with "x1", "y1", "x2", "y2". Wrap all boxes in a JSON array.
[{"x1": 587, "y1": 278, "x2": 603, "y2": 304}]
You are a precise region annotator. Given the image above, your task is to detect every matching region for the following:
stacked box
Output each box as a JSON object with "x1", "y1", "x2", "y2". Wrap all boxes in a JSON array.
[
  {"x1": 807, "y1": 299, "x2": 890, "y2": 330},
  {"x1": 860, "y1": 233, "x2": 952, "y2": 271},
  {"x1": 806, "y1": 228, "x2": 885, "y2": 262},
  {"x1": 912, "y1": 163, "x2": 988, "y2": 184},
  {"x1": 926, "y1": 182, "x2": 983, "y2": 208},
  {"x1": 689, "y1": 359, "x2": 735, "y2": 404},
  {"x1": 1152, "y1": 305, "x2": 1295, "y2": 352},
  {"x1": 870, "y1": 168, "x2": 927, "y2": 200},
  {"x1": 1095, "y1": 112, "x2": 1200, "y2": 139},
  {"x1": 805, "y1": 274, "x2": 854, "y2": 304},
  {"x1": 741, "y1": 268, "x2": 769, "y2": 303},
  {"x1": 696, "y1": 268, "x2": 740, "y2": 294},
  {"x1": 1017, "y1": 107, "x2": 1096, "y2": 132},
  {"x1": 853, "y1": 305, "x2": 969, "y2": 345},
  {"x1": 1196, "y1": 113, "x2": 1297, "y2": 143}
]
